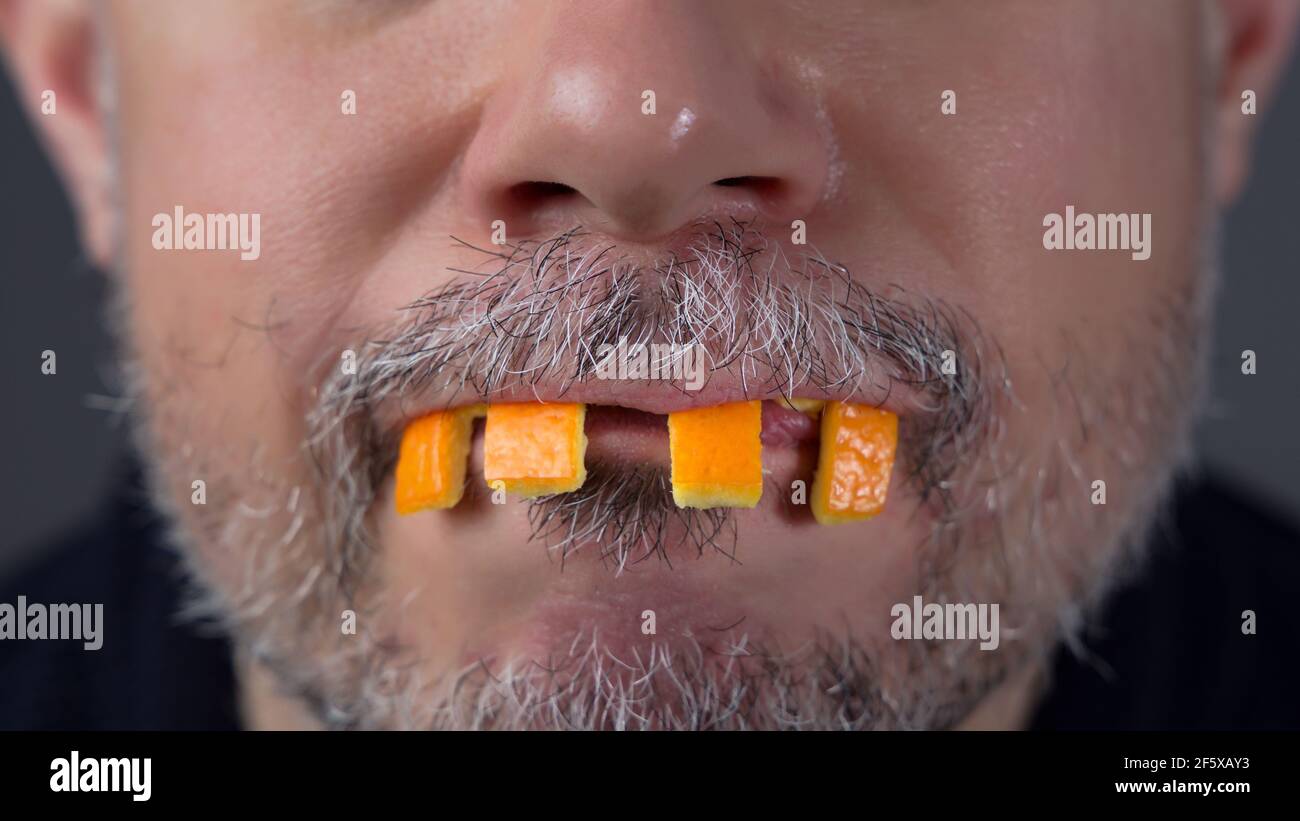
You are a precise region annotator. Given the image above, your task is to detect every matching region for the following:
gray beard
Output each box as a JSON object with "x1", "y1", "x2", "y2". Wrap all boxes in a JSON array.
[{"x1": 106, "y1": 222, "x2": 1215, "y2": 729}]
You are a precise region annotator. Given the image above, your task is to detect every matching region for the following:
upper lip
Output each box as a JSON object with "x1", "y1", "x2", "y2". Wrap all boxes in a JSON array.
[{"x1": 375, "y1": 372, "x2": 913, "y2": 438}]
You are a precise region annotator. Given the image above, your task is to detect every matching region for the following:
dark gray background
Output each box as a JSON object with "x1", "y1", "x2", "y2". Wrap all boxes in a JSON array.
[{"x1": 2, "y1": 58, "x2": 1298, "y2": 578}]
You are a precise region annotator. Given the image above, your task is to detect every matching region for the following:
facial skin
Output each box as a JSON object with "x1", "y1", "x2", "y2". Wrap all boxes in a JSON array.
[{"x1": 2, "y1": 0, "x2": 1295, "y2": 729}]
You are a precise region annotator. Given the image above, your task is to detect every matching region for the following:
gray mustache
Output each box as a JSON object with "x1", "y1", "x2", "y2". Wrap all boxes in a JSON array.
[{"x1": 332, "y1": 222, "x2": 982, "y2": 422}]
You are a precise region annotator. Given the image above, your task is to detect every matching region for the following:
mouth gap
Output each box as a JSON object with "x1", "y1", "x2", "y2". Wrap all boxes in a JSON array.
[{"x1": 585, "y1": 405, "x2": 666, "y2": 432}]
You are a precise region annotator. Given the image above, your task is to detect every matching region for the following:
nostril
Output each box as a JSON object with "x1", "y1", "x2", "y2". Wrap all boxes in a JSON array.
[
  {"x1": 713, "y1": 175, "x2": 785, "y2": 196},
  {"x1": 508, "y1": 180, "x2": 579, "y2": 206},
  {"x1": 712, "y1": 176, "x2": 789, "y2": 210}
]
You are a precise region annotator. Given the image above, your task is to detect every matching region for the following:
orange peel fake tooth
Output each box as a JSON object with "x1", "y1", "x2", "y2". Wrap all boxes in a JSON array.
[
  {"x1": 668, "y1": 400, "x2": 763, "y2": 509},
  {"x1": 483, "y1": 402, "x2": 587, "y2": 498},
  {"x1": 394, "y1": 404, "x2": 485, "y2": 515},
  {"x1": 810, "y1": 401, "x2": 898, "y2": 525}
]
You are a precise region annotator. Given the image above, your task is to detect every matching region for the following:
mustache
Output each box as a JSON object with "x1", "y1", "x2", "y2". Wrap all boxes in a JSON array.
[
  {"x1": 349, "y1": 221, "x2": 978, "y2": 419},
  {"x1": 307, "y1": 221, "x2": 997, "y2": 570}
]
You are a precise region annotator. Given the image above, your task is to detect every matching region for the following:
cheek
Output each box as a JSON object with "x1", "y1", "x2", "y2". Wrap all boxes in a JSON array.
[
  {"x1": 111, "y1": 2, "x2": 504, "y2": 404},
  {"x1": 107, "y1": 7, "x2": 484, "y2": 467},
  {"x1": 115, "y1": 52, "x2": 355, "y2": 378},
  {"x1": 823, "y1": 1, "x2": 1206, "y2": 397}
]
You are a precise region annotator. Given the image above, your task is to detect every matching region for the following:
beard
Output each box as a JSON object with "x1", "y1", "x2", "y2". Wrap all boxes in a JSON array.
[{"x1": 111, "y1": 220, "x2": 1215, "y2": 730}]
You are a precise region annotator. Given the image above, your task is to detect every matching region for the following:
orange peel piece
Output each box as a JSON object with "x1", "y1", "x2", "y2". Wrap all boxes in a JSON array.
[
  {"x1": 810, "y1": 401, "x2": 898, "y2": 524},
  {"x1": 394, "y1": 404, "x2": 485, "y2": 515},
  {"x1": 483, "y1": 402, "x2": 587, "y2": 497},
  {"x1": 668, "y1": 400, "x2": 763, "y2": 508}
]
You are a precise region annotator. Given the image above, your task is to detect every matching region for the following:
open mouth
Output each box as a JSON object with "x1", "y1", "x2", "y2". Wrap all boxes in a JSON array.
[{"x1": 392, "y1": 396, "x2": 898, "y2": 525}]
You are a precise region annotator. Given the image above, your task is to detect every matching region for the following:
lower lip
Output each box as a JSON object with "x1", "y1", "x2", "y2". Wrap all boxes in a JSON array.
[{"x1": 475, "y1": 582, "x2": 753, "y2": 669}]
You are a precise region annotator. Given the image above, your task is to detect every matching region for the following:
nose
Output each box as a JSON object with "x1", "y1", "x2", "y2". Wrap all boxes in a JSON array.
[{"x1": 459, "y1": 0, "x2": 830, "y2": 242}]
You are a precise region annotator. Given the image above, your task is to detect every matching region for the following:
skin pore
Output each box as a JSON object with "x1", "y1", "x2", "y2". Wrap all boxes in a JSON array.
[{"x1": 1, "y1": 0, "x2": 1295, "y2": 728}]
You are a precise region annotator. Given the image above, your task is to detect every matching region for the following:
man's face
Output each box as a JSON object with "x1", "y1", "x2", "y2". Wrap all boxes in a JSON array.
[{"x1": 12, "y1": 0, "x2": 1283, "y2": 728}]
